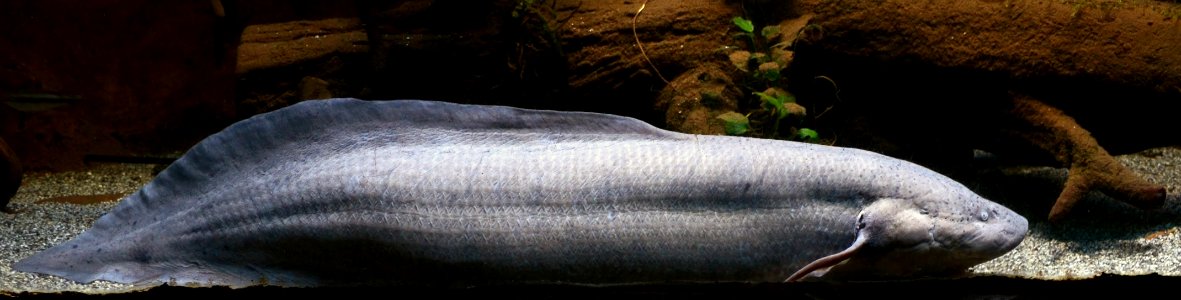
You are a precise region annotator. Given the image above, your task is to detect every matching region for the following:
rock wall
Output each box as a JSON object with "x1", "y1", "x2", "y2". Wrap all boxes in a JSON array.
[
  {"x1": 0, "y1": 0, "x2": 240, "y2": 170},
  {"x1": 791, "y1": 0, "x2": 1181, "y2": 154}
]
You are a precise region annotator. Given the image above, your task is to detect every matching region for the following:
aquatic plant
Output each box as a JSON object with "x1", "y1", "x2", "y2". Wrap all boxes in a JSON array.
[
  {"x1": 509, "y1": 0, "x2": 570, "y2": 80},
  {"x1": 725, "y1": 16, "x2": 817, "y2": 141},
  {"x1": 753, "y1": 89, "x2": 792, "y2": 132},
  {"x1": 715, "y1": 111, "x2": 751, "y2": 136}
]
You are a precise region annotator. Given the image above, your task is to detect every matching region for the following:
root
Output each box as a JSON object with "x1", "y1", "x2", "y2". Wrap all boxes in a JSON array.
[
  {"x1": 812, "y1": 75, "x2": 841, "y2": 120},
  {"x1": 1005, "y1": 94, "x2": 1166, "y2": 221},
  {"x1": 633, "y1": 0, "x2": 670, "y2": 84}
]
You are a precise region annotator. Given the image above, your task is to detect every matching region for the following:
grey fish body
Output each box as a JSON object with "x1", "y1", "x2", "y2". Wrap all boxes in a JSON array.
[{"x1": 14, "y1": 99, "x2": 1027, "y2": 287}]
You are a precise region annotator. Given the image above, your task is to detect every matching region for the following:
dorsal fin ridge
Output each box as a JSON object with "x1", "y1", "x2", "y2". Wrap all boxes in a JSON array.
[{"x1": 83, "y1": 99, "x2": 683, "y2": 240}]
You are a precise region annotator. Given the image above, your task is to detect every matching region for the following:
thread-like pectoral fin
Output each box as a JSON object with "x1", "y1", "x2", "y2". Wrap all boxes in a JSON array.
[{"x1": 785, "y1": 236, "x2": 866, "y2": 282}]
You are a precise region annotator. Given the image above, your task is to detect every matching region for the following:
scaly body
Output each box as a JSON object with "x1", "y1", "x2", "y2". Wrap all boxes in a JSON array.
[{"x1": 14, "y1": 99, "x2": 1027, "y2": 287}]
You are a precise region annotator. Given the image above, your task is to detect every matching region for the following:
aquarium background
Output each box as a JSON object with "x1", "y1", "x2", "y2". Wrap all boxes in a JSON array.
[{"x1": 1, "y1": 0, "x2": 1179, "y2": 298}]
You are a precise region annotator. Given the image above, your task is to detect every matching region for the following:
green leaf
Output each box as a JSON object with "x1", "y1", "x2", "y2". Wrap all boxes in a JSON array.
[
  {"x1": 754, "y1": 91, "x2": 787, "y2": 119},
  {"x1": 716, "y1": 112, "x2": 750, "y2": 136},
  {"x1": 761, "y1": 25, "x2": 781, "y2": 40},
  {"x1": 796, "y1": 128, "x2": 819, "y2": 142},
  {"x1": 732, "y1": 17, "x2": 755, "y2": 33},
  {"x1": 754, "y1": 92, "x2": 779, "y2": 107},
  {"x1": 761, "y1": 68, "x2": 781, "y2": 81}
]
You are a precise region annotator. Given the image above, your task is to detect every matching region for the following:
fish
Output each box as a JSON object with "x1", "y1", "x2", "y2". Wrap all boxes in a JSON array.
[
  {"x1": 12, "y1": 99, "x2": 1028, "y2": 287},
  {"x1": 3, "y1": 93, "x2": 80, "y2": 112}
]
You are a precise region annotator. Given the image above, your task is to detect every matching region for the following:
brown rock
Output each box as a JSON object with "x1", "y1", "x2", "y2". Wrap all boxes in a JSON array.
[
  {"x1": 0, "y1": 0, "x2": 240, "y2": 170},
  {"x1": 298, "y1": 76, "x2": 333, "y2": 100},
  {"x1": 655, "y1": 64, "x2": 744, "y2": 135},
  {"x1": 803, "y1": 0, "x2": 1181, "y2": 92},
  {"x1": 237, "y1": 18, "x2": 367, "y2": 74},
  {"x1": 559, "y1": 0, "x2": 741, "y2": 115},
  {"x1": 796, "y1": 0, "x2": 1181, "y2": 152}
]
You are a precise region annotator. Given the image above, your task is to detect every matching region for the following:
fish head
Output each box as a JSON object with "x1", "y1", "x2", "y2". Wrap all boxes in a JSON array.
[{"x1": 788, "y1": 190, "x2": 1028, "y2": 282}]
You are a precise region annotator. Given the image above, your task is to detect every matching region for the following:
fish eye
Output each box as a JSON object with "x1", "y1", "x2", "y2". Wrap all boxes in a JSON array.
[
  {"x1": 856, "y1": 213, "x2": 866, "y2": 230},
  {"x1": 978, "y1": 210, "x2": 991, "y2": 221}
]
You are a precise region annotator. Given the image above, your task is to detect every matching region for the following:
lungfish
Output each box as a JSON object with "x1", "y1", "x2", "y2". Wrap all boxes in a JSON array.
[{"x1": 13, "y1": 99, "x2": 1028, "y2": 287}]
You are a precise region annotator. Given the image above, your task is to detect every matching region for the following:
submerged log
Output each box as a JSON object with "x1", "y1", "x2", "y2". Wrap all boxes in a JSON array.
[
  {"x1": 797, "y1": 0, "x2": 1181, "y2": 150},
  {"x1": 789, "y1": 0, "x2": 1180, "y2": 219}
]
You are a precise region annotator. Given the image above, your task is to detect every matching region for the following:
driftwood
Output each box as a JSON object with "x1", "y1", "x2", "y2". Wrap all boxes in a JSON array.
[
  {"x1": 790, "y1": 0, "x2": 1179, "y2": 220},
  {"x1": 236, "y1": 18, "x2": 367, "y2": 75},
  {"x1": 1003, "y1": 94, "x2": 1165, "y2": 221}
]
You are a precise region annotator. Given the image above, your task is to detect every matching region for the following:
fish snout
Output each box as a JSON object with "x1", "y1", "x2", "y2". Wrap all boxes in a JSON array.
[
  {"x1": 928, "y1": 197, "x2": 1028, "y2": 269},
  {"x1": 971, "y1": 201, "x2": 1028, "y2": 257}
]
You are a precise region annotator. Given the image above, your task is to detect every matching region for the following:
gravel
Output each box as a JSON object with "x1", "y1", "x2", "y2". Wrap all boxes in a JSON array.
[
  {"x1": 969, "y1": 146, "x2": 1181, "y2": 278},
  {"x1": 0, "y1": 164, "x2": 157, "y2": 295}
]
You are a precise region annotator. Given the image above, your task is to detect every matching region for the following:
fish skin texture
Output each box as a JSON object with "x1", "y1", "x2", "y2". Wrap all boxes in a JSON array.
[{"x1": 13, "y1": 99, "x2": 1024, "y2": 287}]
